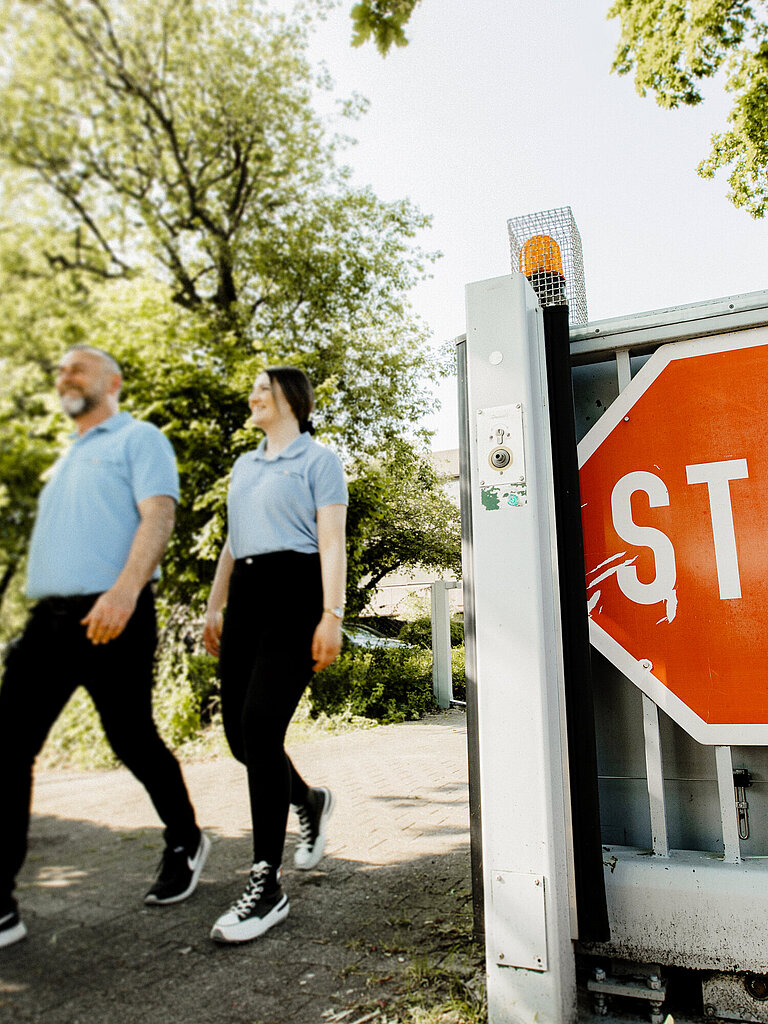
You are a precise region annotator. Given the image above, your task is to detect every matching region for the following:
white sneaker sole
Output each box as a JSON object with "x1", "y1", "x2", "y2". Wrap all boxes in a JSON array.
[
  {"x1": 145, "y1": 832, "x2": 212, "y2": 905},
  {"x1": 210, "y1": 895, "x2": 290, "y2": 944},
  {"x1": 294, "y1": 788, "x2": 335, "y2": 871},
  {"x1": 0, "y1": 919, "x2": 27, "y2": 949}
]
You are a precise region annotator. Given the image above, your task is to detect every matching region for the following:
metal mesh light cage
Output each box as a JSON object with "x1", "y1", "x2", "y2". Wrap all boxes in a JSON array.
[{"x1": 507, "y1": 206, "x2": 588, "y2": 326}]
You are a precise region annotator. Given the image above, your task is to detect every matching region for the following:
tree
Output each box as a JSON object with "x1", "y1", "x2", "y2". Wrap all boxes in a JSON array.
[
  {"x1": 0, "y1": 0, "x2": 432, "y2": 339},
  {"x1": 345, "y1": 439, "x2": 461, "y2": 614},
  {"x1": 350, "y1": 0, "x2": 421, "y2": 54},
  {"x1": 0, "y1": 0, "x2": 459, "y2": 624},
  {"x1": 609, "y1": 0, "x2": 768, "y2": 217}
]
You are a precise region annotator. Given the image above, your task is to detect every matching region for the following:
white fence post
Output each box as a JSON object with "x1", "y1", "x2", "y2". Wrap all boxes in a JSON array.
[{"x1": 431, "y1": 581, "x2": 458, "y2": 709}]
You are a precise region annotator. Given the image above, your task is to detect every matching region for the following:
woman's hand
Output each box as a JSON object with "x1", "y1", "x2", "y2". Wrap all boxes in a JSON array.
[
  {"x1": 203, "y1": 608, "x2": 224, "y2": 658},
  {"x1": 311, "y1": 613, "x2": 343, "y2": 672}
]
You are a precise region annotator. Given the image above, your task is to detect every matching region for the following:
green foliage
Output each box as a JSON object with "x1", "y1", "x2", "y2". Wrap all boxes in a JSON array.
[
  {"x1": 309, "y1": 644, "x2": 437, "y2": 722},
  {"x1": 0, "y1": 0, "x2": 459, "y2": 620},
  {"x1": 0, "y1": 0, "x2": 434, "y2": 338},
  {"x1": 609, "y1": 0, "x2": 768, "y2": 216},
  {"x1": 698, "y1": 41, "x2": 768, "y2": 216},
  {"x1": 450, "y1": 645, "x2": 465, "y2": 703},
  {"x1": 350, "y1": 0, "x2": 422, "y2": 54},
  {"x1": 346, "y1": 441, "x2": 461, "y2": 615},
  {"x1": 397, "y1": 614, "x2": 464, "y2": 648}
]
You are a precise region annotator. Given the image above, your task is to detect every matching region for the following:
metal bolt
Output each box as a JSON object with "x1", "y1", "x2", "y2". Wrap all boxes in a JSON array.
[
  {"x1": 624, "y1": 415, "x2": 630, "y2": 422},
  {"x1": 704, "y1": 1006, "x2": 717, "y2": 1018},
  {"x1": 499, "y1": 952, "x2": 505, "y2": 960}
]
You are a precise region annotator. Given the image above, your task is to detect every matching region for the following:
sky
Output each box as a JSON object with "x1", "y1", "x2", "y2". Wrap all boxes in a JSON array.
[{"x1": 295, "y1": 0, "x2": 768, "y2": 447}]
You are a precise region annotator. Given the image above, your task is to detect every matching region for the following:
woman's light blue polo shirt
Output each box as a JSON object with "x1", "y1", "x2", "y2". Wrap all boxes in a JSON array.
[
  {"x1": 227, "y1": 432, "x2": 347, "y2": 559},
  {"x1": 26, "y1": 412, "x2": 179, "y2": 599}
]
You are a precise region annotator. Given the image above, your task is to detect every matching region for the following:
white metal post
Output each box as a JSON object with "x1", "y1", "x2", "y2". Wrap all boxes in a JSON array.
[
  {"x1": 642, "y1": 695, "x2": 669, "y2": 857},
  {"x1": 715, "y1": 745, "x2": 741, "y2": 864},
  {"x1": 464, "y1": 275, "x2": 576, "y2": 1024},
  {"x1": 431, "y1": 581, "x2": 457, "y2": 709}
]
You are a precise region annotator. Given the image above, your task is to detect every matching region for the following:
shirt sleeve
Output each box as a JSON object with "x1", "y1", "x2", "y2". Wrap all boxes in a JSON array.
[
  {"x1": 311, "y1": 448, "x2": 348, "y2": 509},
  {"x1": 127, "y1": 422, "x2": 180, "y2": 504}
]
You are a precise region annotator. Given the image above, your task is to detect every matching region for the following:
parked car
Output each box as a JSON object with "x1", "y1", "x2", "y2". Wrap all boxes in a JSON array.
[{"x1": 341, "y1": 623, "x2": 411, "y2": 650}]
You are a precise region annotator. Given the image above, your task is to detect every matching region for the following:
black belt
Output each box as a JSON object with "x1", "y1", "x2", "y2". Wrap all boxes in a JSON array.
[{"x1": 37, "y1": 594, "x2": 101, "y2": 615}]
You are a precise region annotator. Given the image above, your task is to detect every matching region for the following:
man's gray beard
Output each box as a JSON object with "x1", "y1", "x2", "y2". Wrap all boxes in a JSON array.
[{"x1": 60, "y1": 393, "x2": 91, "y2": 417}]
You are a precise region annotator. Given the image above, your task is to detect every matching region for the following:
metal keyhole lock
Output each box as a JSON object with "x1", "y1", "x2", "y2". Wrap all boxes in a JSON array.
[{"x1": 489, "y1": 446, "x2": 512, "y2": 471}]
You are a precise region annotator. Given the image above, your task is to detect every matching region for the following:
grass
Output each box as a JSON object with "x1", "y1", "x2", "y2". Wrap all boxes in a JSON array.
[
  {"x1": 346, "y1": 943, "x2": 487, "y2": 1024},
  {"x1": 329, "y1": 888, "x2": 487, "y2": 1024}
]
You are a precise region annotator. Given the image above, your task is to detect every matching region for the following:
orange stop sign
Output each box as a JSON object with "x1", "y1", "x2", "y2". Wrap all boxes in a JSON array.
[{"x1": 578, "y1": 331, "x2": 768, "y2": 744}]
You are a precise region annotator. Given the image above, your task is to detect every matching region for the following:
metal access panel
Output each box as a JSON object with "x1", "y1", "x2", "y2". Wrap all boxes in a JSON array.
[{"x1": 570, "y1": 289, "x2": 768, "y2": 980}]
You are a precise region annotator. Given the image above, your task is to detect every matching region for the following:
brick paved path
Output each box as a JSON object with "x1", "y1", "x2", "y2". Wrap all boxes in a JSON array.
[{"x1": 0, "y1": 710, "x2": 472, "y2": 1024}]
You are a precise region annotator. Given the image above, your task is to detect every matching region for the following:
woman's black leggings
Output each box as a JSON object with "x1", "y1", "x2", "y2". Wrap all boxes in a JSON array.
[{"x1": 218, "y1": 550, "x2": 323, "y2": 869}]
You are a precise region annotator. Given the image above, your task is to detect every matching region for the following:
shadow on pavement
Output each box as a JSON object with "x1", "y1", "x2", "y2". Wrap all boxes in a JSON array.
[{"x1": 1, "y1": 816, "x2": 474, "y2": 1024}]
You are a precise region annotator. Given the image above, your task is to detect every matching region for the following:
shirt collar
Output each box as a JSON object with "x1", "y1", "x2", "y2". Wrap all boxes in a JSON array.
[
  {"x1": 71, "y1": 410, "x2": 132, "y2": 442},
  {"x1": 252, "y1": 432, "x2": 311, "y2": 462}
]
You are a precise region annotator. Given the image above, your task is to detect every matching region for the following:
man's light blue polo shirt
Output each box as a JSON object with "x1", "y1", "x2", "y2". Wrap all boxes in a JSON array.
[
  {"x1": 227, "y1": 432, "x2": 347, "y2": 559},
  {"x1": 26, "y1": 411, "x2": 179, "y2": 599}
]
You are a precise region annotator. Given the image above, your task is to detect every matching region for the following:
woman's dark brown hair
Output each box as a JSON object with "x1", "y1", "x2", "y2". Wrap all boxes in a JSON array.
[{"x1": 265, "y1": 366, "x2": 315, "y2": 434}]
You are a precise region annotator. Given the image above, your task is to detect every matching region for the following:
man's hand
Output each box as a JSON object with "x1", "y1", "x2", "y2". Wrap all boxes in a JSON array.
[
  {"x1": 311, "y1": 613, "x2": 343, "y2": 673},
  {"x1": 81, "y1": 584, "x2": 139, "y2": 645},
  {"x1": 203, "y1": 609, "x2": 224, "y2": 658},
  {"x1": 80, "y1": 495, "x2": 175, "y2": 645}
]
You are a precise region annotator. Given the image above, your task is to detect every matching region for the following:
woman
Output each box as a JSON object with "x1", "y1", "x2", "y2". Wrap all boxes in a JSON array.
[{"x1": 203, "y1": 366, "x2": 347, "y2": 944}]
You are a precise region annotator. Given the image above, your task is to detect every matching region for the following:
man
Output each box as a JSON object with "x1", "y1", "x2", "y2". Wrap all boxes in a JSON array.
[{"x1": 0, "y1": 345, "x2": 209, "y2": 949}]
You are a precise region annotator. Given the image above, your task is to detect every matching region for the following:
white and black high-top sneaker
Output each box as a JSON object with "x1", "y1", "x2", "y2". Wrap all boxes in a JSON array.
[
  {"x1": 293, "y1": 786, "x2": 334, "y2": 870},
  {"x1": 0, "y1": 900, "x2": 27, "y2": 949},
  {"x1": 210, "y1": 862, "x2": 289, "y2": 944}
]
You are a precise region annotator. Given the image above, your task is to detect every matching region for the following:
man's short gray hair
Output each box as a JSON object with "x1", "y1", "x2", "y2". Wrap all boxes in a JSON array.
[{"x1": 65, "y1": 344, "x2": 122, "y2": 376}]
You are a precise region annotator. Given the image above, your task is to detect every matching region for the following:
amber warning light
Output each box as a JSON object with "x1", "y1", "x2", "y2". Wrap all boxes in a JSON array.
[
  {"x1": 507, "y1": 206, "x2": 588, "y2": 325},
  {"x1": 520, "y1": 234, "x2": 567, "y2": 309}
]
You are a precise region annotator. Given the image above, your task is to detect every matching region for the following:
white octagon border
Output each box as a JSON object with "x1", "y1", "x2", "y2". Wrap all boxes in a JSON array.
[{"x1": 577, "y1": 325, "x2": 768, "y2": 745}]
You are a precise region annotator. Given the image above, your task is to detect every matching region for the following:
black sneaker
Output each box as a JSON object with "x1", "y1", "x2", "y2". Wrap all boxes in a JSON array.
[
  {"x1": 210, "y1": 862, "x2": 289, "y2": 943},
  {"x1": 144, "y1": 832, "x2": 211, "y2": 905},
  {"x1": 293, "y1": 786, "x2": 334, "y2": 870},
  {"x1": 0, "y1": 901, "x2": 27, "y2": 949}
]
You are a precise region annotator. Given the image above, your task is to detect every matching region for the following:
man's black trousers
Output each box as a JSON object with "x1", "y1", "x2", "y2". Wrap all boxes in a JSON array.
[{"x1": 0, "y1": 587, "x2": 199, "y2": 904}]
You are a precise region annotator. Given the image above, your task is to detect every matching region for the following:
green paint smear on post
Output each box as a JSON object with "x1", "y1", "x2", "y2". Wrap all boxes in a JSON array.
[{"x1": 481, "y1": 487, "x2": 500, "y2": 511}]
